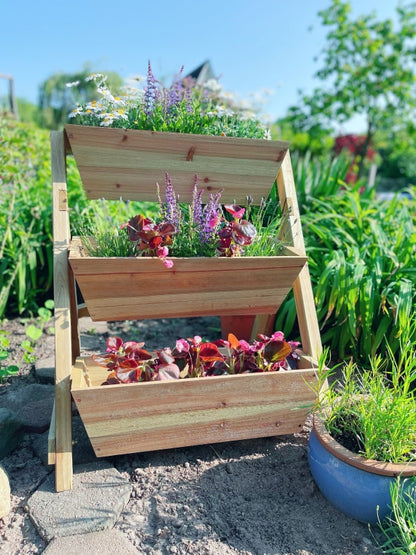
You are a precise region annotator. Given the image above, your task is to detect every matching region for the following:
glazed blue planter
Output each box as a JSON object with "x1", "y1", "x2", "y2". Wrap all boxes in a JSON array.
[{"x1": 308, "y1": 415, "x2": 416, "y2": 524}]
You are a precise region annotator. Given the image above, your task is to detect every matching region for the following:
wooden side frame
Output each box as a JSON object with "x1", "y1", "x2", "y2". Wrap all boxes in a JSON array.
[
  {"x1": 49, "y1": 130, "x2": 322, "y2": 491},
  {"x1": 49, "y1": 131, "x2": 73, "y2": 491}
]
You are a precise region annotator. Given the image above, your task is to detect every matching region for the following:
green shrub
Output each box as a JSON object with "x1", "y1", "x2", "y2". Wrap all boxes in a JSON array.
[
  {"x1": 0, "y1": 115, "x2": 87, "y2": 317},
  {"x1": 290, "y1": 150, "x2": 355, "y2": 213},
  {"x1": 277, "y1": 186, "x2": 416, "y2": 363}
]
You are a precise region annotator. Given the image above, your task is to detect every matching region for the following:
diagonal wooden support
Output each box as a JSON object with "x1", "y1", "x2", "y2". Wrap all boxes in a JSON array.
[{"x1": 277, "y1": 152, "x2": 322, "y2": 359}]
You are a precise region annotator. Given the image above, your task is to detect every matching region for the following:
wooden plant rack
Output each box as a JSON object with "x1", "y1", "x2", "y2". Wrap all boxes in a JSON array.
[{"x1": 49, "y1": 125, "x2": 322, "y2": 492}]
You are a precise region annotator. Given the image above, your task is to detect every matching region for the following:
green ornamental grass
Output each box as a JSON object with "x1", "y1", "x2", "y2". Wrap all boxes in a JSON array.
[{"x1": 377, "y1": 478, "x2": 416, "y2": 555}]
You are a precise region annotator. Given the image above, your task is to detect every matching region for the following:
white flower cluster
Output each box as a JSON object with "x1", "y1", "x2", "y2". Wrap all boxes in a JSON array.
[
  {"x1": 67, "y1": 70, "x2": 271, "y2": 139},
  {"x1": 69, "y1": 73, "x2": 137, "y2": 127}
]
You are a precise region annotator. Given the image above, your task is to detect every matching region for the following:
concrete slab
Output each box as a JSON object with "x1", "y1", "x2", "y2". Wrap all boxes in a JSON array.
[
  {"x1": 26, "y1": 461, "x2": 131, "y2": 542},
  {"x1": 43, "y1": 529, "x2": 138, "y2": 554},
  {"x1": 35, "y1": 356, "x2": 55, "y2": 384}
]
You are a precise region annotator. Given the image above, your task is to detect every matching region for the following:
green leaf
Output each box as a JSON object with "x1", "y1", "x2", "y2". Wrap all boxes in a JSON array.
[{"x1": 25, "y1": 325, "x2": 42, "y2": 341}]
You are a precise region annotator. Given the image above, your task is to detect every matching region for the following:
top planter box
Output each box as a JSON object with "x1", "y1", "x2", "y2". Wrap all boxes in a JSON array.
[{"x1": 64, "y1": 124, "x2": 290, "y2": 203}]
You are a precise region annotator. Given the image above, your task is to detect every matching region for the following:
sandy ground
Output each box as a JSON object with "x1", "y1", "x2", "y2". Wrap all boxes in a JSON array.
[{"x1": 0, "y1": 316, "x2": 383, "y2": 554}]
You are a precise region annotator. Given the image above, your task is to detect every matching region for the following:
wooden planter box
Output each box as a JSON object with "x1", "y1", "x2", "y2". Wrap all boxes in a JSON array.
[
  {"x1": 71, "y1": 354, "x2": 318, "y2": 457},
  {"x1": 50, "y1": 125, "x2": 323, "y2": 491},
  {"x1": 64, "y1": 124, "x2": 290, "y2": 204},
  {"x1": 69, "y1": 237, "x2": 306, "y2": 321}
]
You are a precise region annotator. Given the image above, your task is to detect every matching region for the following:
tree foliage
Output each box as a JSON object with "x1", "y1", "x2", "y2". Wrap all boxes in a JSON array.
[{"x1": 290, "y1": 0, "x2": 416, "y2": 176}]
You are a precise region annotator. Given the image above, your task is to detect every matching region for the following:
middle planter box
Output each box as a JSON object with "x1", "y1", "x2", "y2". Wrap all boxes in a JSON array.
[{"x1": 69, "y1": 237, "x2": 307, "y2": 321}]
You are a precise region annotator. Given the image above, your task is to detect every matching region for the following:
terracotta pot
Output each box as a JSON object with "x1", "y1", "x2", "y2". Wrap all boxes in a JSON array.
[
  {"x1": 220, "y1": 315, "x2": 257, "y2": 341},
  {"x1": 308, "y1": 414, "x2": 416, "y2": 524}
]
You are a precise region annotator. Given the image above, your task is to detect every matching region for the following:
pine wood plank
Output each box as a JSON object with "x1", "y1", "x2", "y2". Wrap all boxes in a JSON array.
[
  {"x1": 51, "y1": 131, "x2": 73, "y2": 492},
  {"x1": 69, "y1": 237, "x2": 307, "y2": 320},
  {"x1": 277, "y1": 153, "x2": 322, "y2": 358}
]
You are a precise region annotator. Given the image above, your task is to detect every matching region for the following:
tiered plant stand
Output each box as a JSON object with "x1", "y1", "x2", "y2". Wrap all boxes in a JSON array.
[{"x1": 49, "y1": 125, "x2": 322, "y2": 492}]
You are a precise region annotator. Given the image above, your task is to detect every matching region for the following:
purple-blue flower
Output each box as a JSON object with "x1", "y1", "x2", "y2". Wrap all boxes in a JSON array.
[
  {"x1": 191, "y1": 176, "x2": 204, "y2": 231},
  {"x1": 163, "y1": 172, "x2": 180, "y2": 229},
  {"x1": 201, "y1": 190, "x2": 222, "y2": 244},
  {"x1": 144, "y1": 61, "x2": 157, "y2": 118}
]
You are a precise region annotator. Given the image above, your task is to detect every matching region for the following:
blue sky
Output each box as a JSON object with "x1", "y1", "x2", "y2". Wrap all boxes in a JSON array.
[{"x1": 1, "y1": 0, "x2": 400, "y2": 132}]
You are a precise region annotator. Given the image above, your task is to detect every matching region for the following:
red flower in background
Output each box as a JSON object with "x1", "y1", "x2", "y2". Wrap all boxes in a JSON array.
[{"x1": 334, "y1": 134, "x2": 375, "y2": 185}]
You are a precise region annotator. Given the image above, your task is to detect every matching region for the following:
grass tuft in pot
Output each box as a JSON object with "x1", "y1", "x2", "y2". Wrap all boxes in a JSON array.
[{"x1": 315, "y1": 318, "x2": 416, "y2": 465}]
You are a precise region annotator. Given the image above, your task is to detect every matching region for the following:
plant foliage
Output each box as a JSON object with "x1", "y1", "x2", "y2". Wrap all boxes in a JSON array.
[
  {"x1": 92, "y1": 331, "x2": 300, "y2": 384},
  {"x1": 68, "y1": 62, "x2": 270, "y2": 139},
  {"x1": 315, "y1": 320, "x2": 416, "y2": 464}
]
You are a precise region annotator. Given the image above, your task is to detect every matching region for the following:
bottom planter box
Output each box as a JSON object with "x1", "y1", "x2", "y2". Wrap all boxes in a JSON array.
[{"x1": 71, "y1": 355, "x2": 318, "y2": 457}]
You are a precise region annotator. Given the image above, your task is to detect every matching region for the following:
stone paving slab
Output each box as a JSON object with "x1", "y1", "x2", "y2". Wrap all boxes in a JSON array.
[
  {"x1": 26, "y1": 461, "x2": 132, "y2": 542},
  {"x1": 43, "y1": 528, "x2": 138, "y2": 554}
]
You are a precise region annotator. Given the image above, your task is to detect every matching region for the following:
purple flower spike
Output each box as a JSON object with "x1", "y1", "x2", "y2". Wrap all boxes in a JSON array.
[
  {"x1": 191, "y1": 175, "x2": 203, "y2": 230},
  {"x1": 144, "y1": 61, "x2": 157, "y2": 118},
  {"x1": 166, "y1": 66, "x2": 184, "y2": 115},
  {"x1": 201, "y1": 189, "x2": 222, "y2": 244},
  {"x1": 164, "y1": 172, "x2": 180, "y2": 229}
]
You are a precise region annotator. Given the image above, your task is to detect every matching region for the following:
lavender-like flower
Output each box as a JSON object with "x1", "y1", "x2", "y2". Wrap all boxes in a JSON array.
[
  {"x1": 144, "y1": 61, "x2": 157, "y2": 118},
  {"x1": 166, "y1": 66, "x2": 184, "y2": 117},
  {"x1": 163, "y1": 172, "x2": 180, "y2": 229},
  {"x1": 156, "y1": 182, "x2": 165, "y2": 220},
  {"x1": 185, "y1": 86, "x2": 193, "y2": 114},
  {"x1": 201, "y1": 189, "x2": 222, "y2": 244},
  {"x1": 191, "y1": 175, "x2": 203, "y2": 231}
]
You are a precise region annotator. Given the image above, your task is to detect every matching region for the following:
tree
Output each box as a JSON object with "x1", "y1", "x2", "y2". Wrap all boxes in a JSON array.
[
  {"x1": 292, "y1": 0, "x2": 416, "y2": 177},
  {"x1": 38, "y1": 65, "x2": 122, "y2": 129}
]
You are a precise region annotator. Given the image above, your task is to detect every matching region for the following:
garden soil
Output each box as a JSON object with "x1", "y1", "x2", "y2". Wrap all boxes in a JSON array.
[{"x1": 0, "y1": 316, "x2": 383, "y2": 554}]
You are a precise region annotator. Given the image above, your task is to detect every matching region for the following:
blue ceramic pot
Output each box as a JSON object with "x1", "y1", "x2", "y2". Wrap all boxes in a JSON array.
[{"x1": 308, "y1": 415, "x2": 416, "y2": 524}]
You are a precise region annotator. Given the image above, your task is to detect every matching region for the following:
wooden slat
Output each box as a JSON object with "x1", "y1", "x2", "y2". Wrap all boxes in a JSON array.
[
  {"x1": 80, "y1": 290, "x2": 292, "y2": 321},
  {"x1": 64, "y1": 125, "x2": 290, "y2": 203},
  {"x1": 276, "y1": 153, "x2": 322, "y2": 358},
  {"x1": 69, "y1": 237, "x2": 304, "y2": 272},
  {"x1": 71, "y1": 356, "x2": 318, "y2": 457},
  {"x1": 51, "y1": 131, "x2": 73, "y2": 492}
]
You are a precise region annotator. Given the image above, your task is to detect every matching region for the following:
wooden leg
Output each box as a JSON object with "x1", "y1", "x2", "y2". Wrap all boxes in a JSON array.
[
  {"x1": 54, "y1": 307, "x2": 73, "y2": 492},
  {"x1": 51, "y1": 131, "x2": 74, "y2": 491}
]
